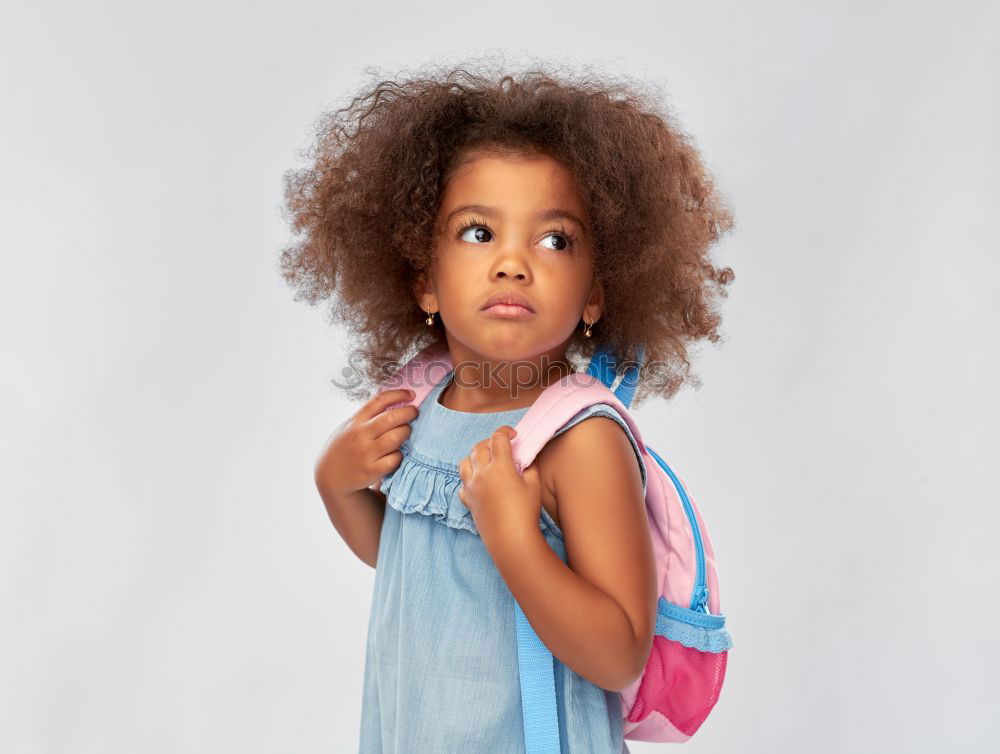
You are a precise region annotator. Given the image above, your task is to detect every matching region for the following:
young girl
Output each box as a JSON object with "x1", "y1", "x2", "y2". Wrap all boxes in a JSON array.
[{"x1": 279, "y1": 63, "x2": 735, "y2": 753}]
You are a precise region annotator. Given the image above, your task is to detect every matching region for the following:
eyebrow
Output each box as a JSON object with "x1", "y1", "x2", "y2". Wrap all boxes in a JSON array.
[{"x1": 445, "y1": 204, "x2": 590, "y2": 232}]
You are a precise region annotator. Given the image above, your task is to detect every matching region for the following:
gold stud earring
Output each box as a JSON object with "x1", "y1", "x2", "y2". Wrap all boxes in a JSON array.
[
  {"x1": 583, "y1": 318, "x2": 594, "y2": 338},
  {"x1": 425, "y1": 310, "x2": 436, "y2": 326}
]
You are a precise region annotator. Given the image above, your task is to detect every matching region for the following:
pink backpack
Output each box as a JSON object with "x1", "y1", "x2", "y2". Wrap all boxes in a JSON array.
[{"x1": 385, "y1": 343, "x2": 732, "y2": 749}]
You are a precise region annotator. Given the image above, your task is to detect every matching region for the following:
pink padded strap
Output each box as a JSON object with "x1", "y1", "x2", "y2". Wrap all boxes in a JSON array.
[
  {"x1": 509, "y1": 374, "x2": 647, "y2": 475},
  {"x1": 380, "y1": 344, "x2": 648, "y2": 477}
]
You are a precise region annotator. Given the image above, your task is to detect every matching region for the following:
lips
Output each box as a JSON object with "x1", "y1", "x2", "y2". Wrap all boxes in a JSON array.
[{"x1": 481, "y1": 291, "x2": 535, "y2": 312}]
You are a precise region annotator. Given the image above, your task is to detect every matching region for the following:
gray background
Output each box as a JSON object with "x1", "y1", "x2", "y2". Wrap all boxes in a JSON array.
[{"x1": 2, "y1": 1, "x2": 998, "y2": 752}]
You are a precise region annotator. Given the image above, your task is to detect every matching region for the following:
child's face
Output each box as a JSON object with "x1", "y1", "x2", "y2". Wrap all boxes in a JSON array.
[{"x1": 416, "y1": 149, "x2": 603, "y2": 365}]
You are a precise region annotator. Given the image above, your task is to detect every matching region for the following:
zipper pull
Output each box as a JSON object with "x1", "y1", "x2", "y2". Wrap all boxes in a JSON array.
[{"x1": 695, "y1": 586, "x2": 710, "y2": 614}]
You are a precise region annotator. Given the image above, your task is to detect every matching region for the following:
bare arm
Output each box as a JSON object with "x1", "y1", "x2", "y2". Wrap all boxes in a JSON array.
[
  {"x1": 489, "y1": 417, "x2": 656, "y2": 692},
  {"x1": 316, "y1": 483, "x2": 387, "y2": 569}
]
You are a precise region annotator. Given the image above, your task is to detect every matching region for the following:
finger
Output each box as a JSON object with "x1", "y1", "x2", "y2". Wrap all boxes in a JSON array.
[
  {"x1": 373, "y1": 450, "x2": 404, "y2": 479},
  {"x1": 369, "y1": 403, "x2": 419, "y2": 438},
  {"x1": 470, "y1": 440, "x2": 491, "y2": 470},
  {"x1": 457, "y1": 484, "x2": 468, "y2": 508},
  {"x1": 522, "y1": 462, "x2": 541, "y2": 487},
  {"x1": 489, "y1": 426, "x2": 517, "y2": 471},
  {"x1": 372, "y1": 423, "x2": 412, "y2": 456},
  {"x1": 360, "y1": 388, "x2": 416, "y2": 422},
  {"x1": 458, "y1": 457, "x2": 470, "y2": 483}
]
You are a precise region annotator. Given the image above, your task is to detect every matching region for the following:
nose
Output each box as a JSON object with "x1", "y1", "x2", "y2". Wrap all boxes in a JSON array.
[{"x1": 490, "y1": 243, "x2": 531, "y2": 283}]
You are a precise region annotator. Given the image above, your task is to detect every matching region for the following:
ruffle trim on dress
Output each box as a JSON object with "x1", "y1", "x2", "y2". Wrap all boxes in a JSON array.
[
  {"x1": 380, "y1": 446, "x2": 481, "y2": 536},
  {"x1": 380, "y1": 444, "x2": 564, "y2": 538}
]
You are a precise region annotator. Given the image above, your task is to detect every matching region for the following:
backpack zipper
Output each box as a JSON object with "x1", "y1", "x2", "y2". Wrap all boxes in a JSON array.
[{"x1": 647, "y1": 447, "x2": 710, "y2": 614}]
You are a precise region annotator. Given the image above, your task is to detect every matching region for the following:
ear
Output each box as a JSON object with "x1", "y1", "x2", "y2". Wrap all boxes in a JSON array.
[
  {"x1": 412, "y1": 271, "x2": 438, "y2": 313},
  {"x1": 582, "y1": 278, "x2": 604, "y2": 324}
]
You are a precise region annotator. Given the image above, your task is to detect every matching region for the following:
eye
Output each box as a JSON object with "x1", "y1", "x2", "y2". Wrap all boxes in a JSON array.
[
  {"x1": 456, "y1": 217, "x2": 493, "y2": 244},
  {"x1": 539, "y1": 222, "x2": 577, "y2": 252},
  {"x1": 539, "y1": 231, "x2": 575, "y2": 252},
  {"x1": 458, "y1": 225, "x2": 493, "y2": 243}
]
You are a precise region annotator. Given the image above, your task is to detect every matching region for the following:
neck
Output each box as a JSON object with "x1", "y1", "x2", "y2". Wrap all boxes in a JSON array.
[{"x1": 436, "y1": 341, "x2": 576, "y2": 413}]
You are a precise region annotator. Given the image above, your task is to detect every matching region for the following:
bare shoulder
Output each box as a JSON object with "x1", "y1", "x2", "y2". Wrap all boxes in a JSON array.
[{"x1": 536, "y1": 414, "x2": 646, "y2": 536}]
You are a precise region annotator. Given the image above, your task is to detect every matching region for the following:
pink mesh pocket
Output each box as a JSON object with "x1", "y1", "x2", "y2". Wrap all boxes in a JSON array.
[
  {"x1": 626, "y1": 597, "x2": 732, "y2": 738},
  {"x1": 628, "y1": 636, "x2": 729, "y2": 736},
  {"x1": 628, "y1": 636, "x2": 728, "y2": 736}
]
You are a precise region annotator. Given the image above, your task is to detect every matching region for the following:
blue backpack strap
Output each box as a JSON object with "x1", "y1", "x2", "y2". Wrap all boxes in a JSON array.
[
  {"x1": 586, "y1": 342, "x2": 645, "y2": 409},
  {"x1": 515, "y1": 602, "x2": 561, "y2": 753},
  {"x1": 585, "y1": 341, "x2": 618, "y2": 390}
]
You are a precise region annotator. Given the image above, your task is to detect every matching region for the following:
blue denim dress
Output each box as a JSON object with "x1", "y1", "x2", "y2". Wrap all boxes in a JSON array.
[{"x1": 359, "y1": 367, "x2": 648, "y2": 753}]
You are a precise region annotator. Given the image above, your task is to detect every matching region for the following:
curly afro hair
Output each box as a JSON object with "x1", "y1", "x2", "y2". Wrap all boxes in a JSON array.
[{"x1": 279, "y1": 59, "x2": 736, "y2": 406}]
